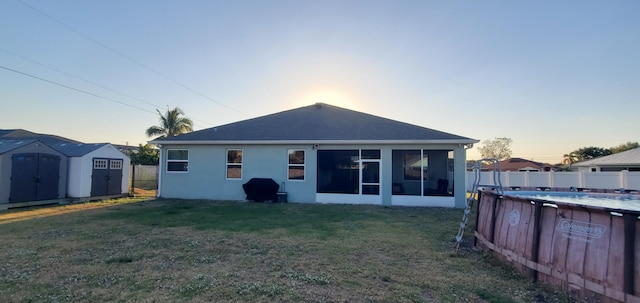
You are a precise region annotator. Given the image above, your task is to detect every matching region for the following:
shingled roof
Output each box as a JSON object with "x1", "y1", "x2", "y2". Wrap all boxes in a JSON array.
[
  {"x1": 47, "y1": 142, "x2": 109, "y2": 157},
  {"x1": 0, "y1": 139, "x2": 40, "y2": 154},
  {"x1": 573, "y1": 147, "x2": 640, "y2": 167},
  {"x1": 153, "y1": 103, "x2": 477, "y2": 144},
  {"x1": 0, "y1": 129, "x2": 80, "y2": 145}
]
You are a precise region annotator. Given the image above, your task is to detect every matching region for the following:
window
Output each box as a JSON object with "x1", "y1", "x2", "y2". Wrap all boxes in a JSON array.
[
  {"x1": 94, "y1": 159, "x2": 107, "y2": 169},
  {"x1": 317, "y1": 150, "x2": 359, "y2": 194},
  {"x1": 288, "y1": 149, "x2": 305, "y2": 180},
  {"x1": 167, "y1": 149, "x2": 188, "y2": 172},
  {"x1": 226, "y1": 149, "x2": 242, "y2": 179},
  {"x1": 392, "y1": 149, "x2": 452, "y2": 197},
  {"x1": 110, "y1": 159, "x2": 123, "y2": 170},
  {"x1": 317, "y1": 149, "x2": 381, "y2": 195},
  {"x1": 403, "y1": 151, "x2": 428, "y2": 181}
]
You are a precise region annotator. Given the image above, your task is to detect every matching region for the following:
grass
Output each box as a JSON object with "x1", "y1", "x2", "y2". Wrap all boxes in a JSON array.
[{"x1": 0, "y1": 198, "x2": 574, "y2": 303}]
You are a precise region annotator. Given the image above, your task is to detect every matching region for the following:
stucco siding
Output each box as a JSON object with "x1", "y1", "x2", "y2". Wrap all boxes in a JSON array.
[
  {"x1": 158, "y1": 143, "x2": 468, "y2": 207},
  {"x1": 159, "y1": 144, "x2": 317, "y2": 202}
]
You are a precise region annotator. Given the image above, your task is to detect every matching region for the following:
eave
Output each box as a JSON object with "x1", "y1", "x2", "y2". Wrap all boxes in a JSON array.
[{"x1": 150, "y1": 139, "x2": 480, "y2": 146}]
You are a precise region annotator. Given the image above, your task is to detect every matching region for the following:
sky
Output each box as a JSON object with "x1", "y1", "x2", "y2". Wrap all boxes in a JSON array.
[{"x1": 1, "y1": 0, "x2": 638, "y2": 163}]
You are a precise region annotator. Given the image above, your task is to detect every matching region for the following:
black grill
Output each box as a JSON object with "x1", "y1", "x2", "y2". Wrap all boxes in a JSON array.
[{"x1": 242, "y1": 178, "x2": 279, "y2": 202}]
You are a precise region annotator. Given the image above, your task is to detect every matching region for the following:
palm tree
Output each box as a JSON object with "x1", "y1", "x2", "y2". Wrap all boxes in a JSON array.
[
  {"x1": 562, "y1": 152, "x2": 578, "y2": 169},
  {"x1": 146, "y1": 107, "x2": 193, "y2": 138}
]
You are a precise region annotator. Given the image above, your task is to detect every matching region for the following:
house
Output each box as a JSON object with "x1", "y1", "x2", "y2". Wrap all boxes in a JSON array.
[
  {"x1": 152, "y1": 103, "x2": 478, "y2": 207},
  {"x1": 482, "y1": 157, "x2": 554, "y2": 172},
  {"x1": 0, "y1": 129, "x2": 130, "y2": 210},
  {"x1": 0, "y1": 140, "x2": 68, "y2": 210},
  {"x1": 572, "y1": 147, "x2": 640, "y2": 172}
]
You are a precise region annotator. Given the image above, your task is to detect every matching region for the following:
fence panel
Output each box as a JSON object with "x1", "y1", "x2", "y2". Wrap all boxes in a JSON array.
[
  {"x1": 467, "y1": 171, "x2": 639, "y2": 191},
  {"x1": 583, "y1": 172, "x2": 621, "y2": 190},
  {"x1": 628, "y1": 172, "x2": 640, "y2": 191},
  {"x1": 528, "y1": 172, "x2": 551, "y2": 187},
  {"x1": 132, "y1": 165, "x2": 158, "y2": 190},
  {"x1": 506, "y1": 172, "x2": 526, "y2": 187},
  {"x1": 554, "y1": 172, "x2": 581, "y2": 188}
]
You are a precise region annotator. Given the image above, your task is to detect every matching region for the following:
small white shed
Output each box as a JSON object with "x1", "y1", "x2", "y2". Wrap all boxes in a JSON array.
[{"x1": 50, "y1": 143, "x2": 130, "y2": 198}]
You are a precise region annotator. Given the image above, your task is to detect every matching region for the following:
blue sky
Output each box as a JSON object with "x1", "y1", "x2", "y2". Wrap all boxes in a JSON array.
[{"x1": 1, "y1": 0, "x2": 638, "y2": 162}]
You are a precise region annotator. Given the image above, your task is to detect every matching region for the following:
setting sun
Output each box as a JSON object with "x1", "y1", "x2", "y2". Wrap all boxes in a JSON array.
[{"x1": 299, "y1": 91, "x2": 358, "y2": 110}]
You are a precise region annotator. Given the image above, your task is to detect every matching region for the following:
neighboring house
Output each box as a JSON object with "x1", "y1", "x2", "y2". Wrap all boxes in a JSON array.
[
  {"x1": 0, "y1": 140, "x2": 68, "y2": 210},
  {"x1": 152, "y1": 103, "x2": 478, "y2": 208},
  {"x1": 481, "y1": 157, "x2": 554, "y2": 172},
  {"x1": 572, "y1": 147, "x2": 640, "y2": 172},
  {"x1": 0, "y1": 129, "x2": 130, "y2": 210}
]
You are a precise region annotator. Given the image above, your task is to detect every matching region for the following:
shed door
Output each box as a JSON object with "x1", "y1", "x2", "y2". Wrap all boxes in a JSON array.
[
  {"x1": 91, "y1": 158, "x2": 123, "y2": 196},
  {"x1": 107, "y1": 159, "x2": 123, "y2": 195},
  {"x1": 36, "y1": 154, "x2": 61, "y2": 200},
  {"x1": 10, "y1": 153, "x2": 60, "y2": 203}
]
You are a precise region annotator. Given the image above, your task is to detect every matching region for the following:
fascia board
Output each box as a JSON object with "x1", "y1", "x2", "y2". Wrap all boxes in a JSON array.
[{"x1": 151, "y1": 139, "x2": 480, "y2": 146}]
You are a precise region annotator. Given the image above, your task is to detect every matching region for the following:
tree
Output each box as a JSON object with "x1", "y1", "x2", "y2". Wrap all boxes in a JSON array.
[
  {"x1": 570, "y1": 146, "x2": 612, "y2": 162},
  {"x1": 129, "y1": 144, "x2": 159, "y2": 165},
  {"x1": 562, "y1": 152, "x2": 579, "y2": 165},
  {"x1": 477, "y1": 137, "x2": 512, "y2": 160},
  {"x1": 146, "y1": 107, "x2": 193, "y2": 138},
  {"x1": 610, "y1": 142, "x2": 639, "y2": 154}
]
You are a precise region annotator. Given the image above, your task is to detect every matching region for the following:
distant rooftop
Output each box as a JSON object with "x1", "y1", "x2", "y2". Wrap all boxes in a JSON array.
[
  {"x1": 573, "y1": 147, "x2": 640, "y2": 167},
  {"x1": 0, "y1": 129, "x2": 80, "y2": 145}
]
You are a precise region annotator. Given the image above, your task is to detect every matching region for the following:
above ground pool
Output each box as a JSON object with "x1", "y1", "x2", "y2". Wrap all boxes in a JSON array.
[
  {"x1": 504, "y1": 190, "x2": 640, "y2": 212},
  {"x1": 476, "y1": 189, "x2": 640, "y2": 302}
]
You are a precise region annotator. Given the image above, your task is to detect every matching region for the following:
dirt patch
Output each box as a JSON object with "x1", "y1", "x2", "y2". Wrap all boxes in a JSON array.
[{"x1": 132, "y1": 188, "x2": 157, "y2": 197}]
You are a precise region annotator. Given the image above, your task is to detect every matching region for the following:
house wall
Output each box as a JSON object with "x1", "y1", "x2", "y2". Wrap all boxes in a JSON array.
[
  {"x1": 67, "y1": 145, "x2": 130, "y2": 198},
  {"x1": 0, "y1": 141, "x2": 68, "y2": 206},
  {"x1": 159, "y1": 143, "x2": 469, "y2": 207},
  {"x1": 159, "y1": 144, "x2": 317, "y2": 202}
]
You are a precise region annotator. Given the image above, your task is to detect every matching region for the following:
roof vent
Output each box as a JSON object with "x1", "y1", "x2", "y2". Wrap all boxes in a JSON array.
[{"x1": 314, "y1": 103, "x2": 323, "y2": 109}]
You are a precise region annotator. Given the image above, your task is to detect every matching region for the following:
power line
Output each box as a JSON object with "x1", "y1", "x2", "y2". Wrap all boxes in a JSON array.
[
  {"x1": 15, "y1": 0, "x2": 248, "y2": 117},
  {"x1": 0, "y1": 47, "x2": 215, "y2": 127},
  {"x1": 0, "y1": 64, "x2": 209, "y2": 129}
]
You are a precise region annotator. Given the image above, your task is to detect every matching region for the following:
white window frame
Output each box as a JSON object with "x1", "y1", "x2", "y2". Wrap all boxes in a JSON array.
[
  {"x1": 287, "y1": 149, "x2": 305, "y2": 181},
  {"x1": 166, "y1": 149, "x2": 189, "y2": 173},
  {"x1": 94, "y1": 159, "x2": 108, "y2": 169},
  {"x1": 110, "y1": 159, "x2": 123, "y2": 170},
  {"x1": 226, "y1": 149, "x2": 243, "y2": 180}
]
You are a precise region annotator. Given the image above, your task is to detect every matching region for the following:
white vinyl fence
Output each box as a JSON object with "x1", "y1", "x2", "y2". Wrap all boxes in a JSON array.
[{"x1": 466, "y1": 171, "x2": 640, "y2": 192}]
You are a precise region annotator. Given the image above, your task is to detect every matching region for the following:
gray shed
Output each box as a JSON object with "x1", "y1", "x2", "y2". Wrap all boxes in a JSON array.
[{"x1": 0, "y1": 140, "x2": 68, "y2": 210}]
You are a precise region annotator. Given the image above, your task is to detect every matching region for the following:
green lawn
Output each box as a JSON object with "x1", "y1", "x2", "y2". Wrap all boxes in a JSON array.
[{"x1": 0, "y1": 199, "x2": 573, "y2": 302}]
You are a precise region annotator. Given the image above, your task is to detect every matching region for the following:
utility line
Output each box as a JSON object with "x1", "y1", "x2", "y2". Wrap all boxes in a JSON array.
[
  {"x1": 0, "y1": 47, "x2": 215, "y2": 127},
  {"x1": 15, "y1": 0, "x2": 248, "y2": 117},
  {"x1": 1, "y1": 65, "x2": 155, "y2": 114},
  {"x1": 0, "y1": 64, "x2": 209, "y2": 129}
]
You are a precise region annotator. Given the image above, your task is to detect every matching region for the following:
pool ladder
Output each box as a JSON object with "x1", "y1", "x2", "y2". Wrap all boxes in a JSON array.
[{"x1": 455, "y1": 158, "x2": 503, "y2": 252}]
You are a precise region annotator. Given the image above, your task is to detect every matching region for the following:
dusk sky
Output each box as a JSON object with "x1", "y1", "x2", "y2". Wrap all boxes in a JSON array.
[{"x1": 1, "y1": 0, "x2": 638, "y2": 162}]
